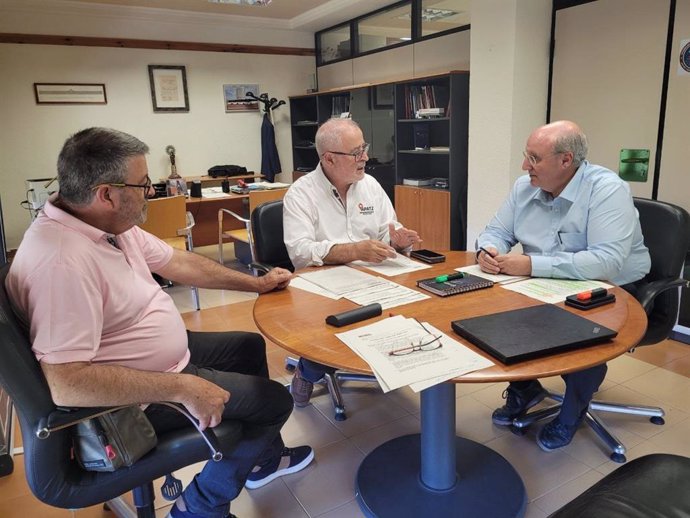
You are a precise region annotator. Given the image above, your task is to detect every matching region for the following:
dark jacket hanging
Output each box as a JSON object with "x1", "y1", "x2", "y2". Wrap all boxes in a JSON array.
[{"x1": 261, "y1": 113, "x2": 281, "y2": 182}]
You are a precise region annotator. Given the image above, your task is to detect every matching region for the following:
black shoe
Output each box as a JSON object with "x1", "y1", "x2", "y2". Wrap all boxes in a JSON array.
[
  {"x1": 537, "y1": 417, "x2": 580, "y2": 451},
  {"x1": 492, "y1": 381, "x2": 548, "y2": 426}
]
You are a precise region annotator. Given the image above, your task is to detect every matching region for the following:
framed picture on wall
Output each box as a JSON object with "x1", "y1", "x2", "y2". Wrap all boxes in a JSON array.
[
  {"x1": 34, "y1": 83, "x2": 107, "y2": 104},
  {"x1": 373, "y1": 84, "x2": 394, "y2": 109},
  {"x1": 148, "y1": 65, "x2": 189, "y2": 112},
  {"x1": 223, "y1": 84, "x2": 260, "y2": 112}
]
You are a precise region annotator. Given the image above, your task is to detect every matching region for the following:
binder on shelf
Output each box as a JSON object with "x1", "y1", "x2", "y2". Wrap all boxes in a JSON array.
[
  {"x1": 403, "y1": 178, "x2": 432, "y2": 186},
  {"x1": 417, "y1": 273, "x2": 494, "y2": 297}
]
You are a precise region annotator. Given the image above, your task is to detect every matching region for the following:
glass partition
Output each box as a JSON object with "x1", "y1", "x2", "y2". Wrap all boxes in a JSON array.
[
  {"x1": 357, "y1": 2, "x2": 412, "y2": 54},
  {"x1": 420, "y1": 0, "x2": 471, "y2": 38},
  {"x1": 318, "y1": 23, "x2": 351, "y2": 64}
]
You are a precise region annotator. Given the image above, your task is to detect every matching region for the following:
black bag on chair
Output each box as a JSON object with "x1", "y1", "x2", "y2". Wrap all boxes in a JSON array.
[{"x1": 73, "y1": 406, "x2": 157, "y2": 472}]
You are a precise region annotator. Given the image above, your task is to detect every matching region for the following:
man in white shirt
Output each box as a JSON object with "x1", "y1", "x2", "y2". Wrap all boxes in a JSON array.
[{"x1": 283, "y1": 118, "x2": 421, "y2": 405}]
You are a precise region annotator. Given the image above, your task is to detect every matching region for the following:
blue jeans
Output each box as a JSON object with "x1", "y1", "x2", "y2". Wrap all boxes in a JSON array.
[
  {"x1": 297, "y1": 357, "x2": 335, "y2": 383},
  {"x1": 145, "y1": 331, "x2": 293, "y2": 517}
]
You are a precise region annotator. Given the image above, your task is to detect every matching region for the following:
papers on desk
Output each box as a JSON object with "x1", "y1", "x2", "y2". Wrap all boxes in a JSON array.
[
  {"x1": 351, "y1": 253, "x2": 431, "y2": 276},
  {"x1": 289, "y1": 276, "x2": 341, "y2": 299},
  {"x1": 455, "y1": 264, "x2": 528, "y2": 285},
  {"x1": 501, "y1": 277, "x2": 612, "y2": 304},
  {"x1": 201, "y1": 187, "x2": 231, "y2": 198},
  {"x1": 251, "y1": 181, "x2": 291, "y2": 189},
  {"x1": 336, "y1": 315, "x2": 494, "y2": 393},
  {"x1": 297, "y1": 265, "x2": 429, "y2": 309}
]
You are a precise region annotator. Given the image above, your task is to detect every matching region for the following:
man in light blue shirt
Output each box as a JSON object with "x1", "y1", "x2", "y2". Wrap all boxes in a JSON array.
[{"x1": 476, "y1": 120, "x2": 650, "y2": 451}]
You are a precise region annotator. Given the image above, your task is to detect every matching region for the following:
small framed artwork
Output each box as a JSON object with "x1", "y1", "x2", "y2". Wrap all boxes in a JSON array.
[
  {"x1": 148, "y1": 65, "x2": 189, "y2": 112},
  {"x1": 373, "y1": 84, "x2": 394, "y2": 109},
  {"x1": 34, "y1": 83, "x2": 107, "y2": 104},
  {"x1": 223, "y1": 84, "x2": 260, "y2": 112}
]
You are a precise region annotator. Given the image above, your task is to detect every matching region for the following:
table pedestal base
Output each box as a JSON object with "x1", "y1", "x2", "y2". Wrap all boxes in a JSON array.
[{"x1": 356, "y1": 434, "x2": 526, "y2": 518}]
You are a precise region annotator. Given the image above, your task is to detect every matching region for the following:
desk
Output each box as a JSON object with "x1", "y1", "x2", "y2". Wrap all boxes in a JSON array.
[
  {"x1": 185, "y1": 173, "x2": 264, "y2": 188},
  {"x1": 253, "y1": 252, "x2": 647, "y2": 518},
  {"x1": 185, "y1": 193, "x2": 247, "y2": 247}
]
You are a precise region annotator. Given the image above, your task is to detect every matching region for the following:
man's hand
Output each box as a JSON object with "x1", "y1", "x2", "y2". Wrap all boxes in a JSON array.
[
  {"x1": 354, "y1": 240, "x2": 397, "y2": 263},
  {"x1": 389, "y1": 223, "x2": 422, "y2": 251},
  {"x1": 177, "y1": 374, "x2": 230, "y2": 431},
  {"x1": 477, "y1": 246, "x2": 500, "y2": 274},
  {"x1": 495, "y1": 254, "x2": 532, "y2": 276},
  {"x1": 256, "y1": 267, "x2": 292, "y2": 293}
]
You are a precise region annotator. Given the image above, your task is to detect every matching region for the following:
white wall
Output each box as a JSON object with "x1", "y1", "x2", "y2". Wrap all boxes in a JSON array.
[
  {"x1": 0, "y1": 1, "x2": 316, "y2": 249},
  {"x1": 466, "y1": 0, "x2": 552, "y2": 250},
  {"x1": 550, "y1": 0, "x2": 669, "y2": 200},
  {"x1": 0, "y1": 44, "x2": 314, "y2": 248}
]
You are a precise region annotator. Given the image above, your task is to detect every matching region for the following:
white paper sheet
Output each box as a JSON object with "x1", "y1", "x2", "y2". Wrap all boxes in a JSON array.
[
  {"x1": 201, "y1": 187, "x2": 231, "y2": 199},
  {"x1": 351, "y1": 253, "x2": 432, "y2": 276},
  {"x1": 289, "y1": 277, "x2": 341, "y2": 299},
  {"x1": 502, "y1": 277, "x2": 613, "y2": 304}
]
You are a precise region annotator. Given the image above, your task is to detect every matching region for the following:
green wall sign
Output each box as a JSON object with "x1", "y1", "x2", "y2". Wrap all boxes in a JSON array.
[{"x1": 619, "y1": 149, "x2": 649, "y2": 182}]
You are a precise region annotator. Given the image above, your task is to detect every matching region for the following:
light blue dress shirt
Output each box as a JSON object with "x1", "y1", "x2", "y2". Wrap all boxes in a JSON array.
[{"x1": 476, "y1": 161, "x2": 650, "y2": 285}]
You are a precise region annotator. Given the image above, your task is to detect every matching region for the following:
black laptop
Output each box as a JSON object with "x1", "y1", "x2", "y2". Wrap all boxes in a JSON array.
[{"x1": 451, "y1": 304, "x2": 618, "y2": 365}]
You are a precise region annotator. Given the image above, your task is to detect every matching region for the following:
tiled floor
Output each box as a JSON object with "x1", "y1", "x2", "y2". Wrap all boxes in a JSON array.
[{"x1": 2, "y1": 246, "x2": 689, "y2": 517}]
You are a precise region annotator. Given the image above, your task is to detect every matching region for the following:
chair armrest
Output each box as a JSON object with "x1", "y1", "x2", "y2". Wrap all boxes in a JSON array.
[
  {"x1": 177, "y1": 211, "x2": 196, "y2": 236},
  {"x1": 218, "y1": 208, "x2": 249, "y2": 225},
  {"x1": 38, "y1": 402, "x2": 223, "y2": 462},
  {"x1": 635, "y1": 278, "x2": 690, "y2": 314},
  {"x1": 249, "y1": 262, "x2": 274, "y2": 276}
]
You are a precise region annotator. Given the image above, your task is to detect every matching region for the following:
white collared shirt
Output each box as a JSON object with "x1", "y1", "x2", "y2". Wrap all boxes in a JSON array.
[{"x1": 283, "y1": 163, "x2": 399, "y2": 270}]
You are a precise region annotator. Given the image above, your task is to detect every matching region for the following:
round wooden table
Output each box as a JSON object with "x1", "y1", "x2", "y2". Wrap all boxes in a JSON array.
[{"x1": 254, "y1": 252, "x2": 647, "y2": 518}]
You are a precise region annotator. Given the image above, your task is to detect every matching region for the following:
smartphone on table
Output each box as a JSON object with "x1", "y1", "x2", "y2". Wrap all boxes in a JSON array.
[{"x1": 410, "y1": 249, "x2": 446, "y2": 264}]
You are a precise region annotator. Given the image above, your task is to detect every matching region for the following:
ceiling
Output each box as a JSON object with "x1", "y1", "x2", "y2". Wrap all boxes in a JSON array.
[{"x1": 67, "y1": 0, "x2": 398, "y2": 31}]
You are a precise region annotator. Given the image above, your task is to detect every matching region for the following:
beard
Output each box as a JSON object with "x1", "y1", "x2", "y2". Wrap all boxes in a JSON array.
[{"x1": 119, "y1": 194, "x2": 148, "y2": 228}]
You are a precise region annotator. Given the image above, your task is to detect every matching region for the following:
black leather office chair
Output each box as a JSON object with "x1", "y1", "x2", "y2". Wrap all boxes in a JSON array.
[
  {"x1": 513, "y1": 198, "x2": 690, "y2": 462},
  {"x1": 251, "y1": 200, "x2": 379, "y2": 421},
  {"x1": 549, "y1": 453, "x2": 690, "y2": 517},
  {"x1": 0, "y1": 264, "x2": 242, "y2": 518}
]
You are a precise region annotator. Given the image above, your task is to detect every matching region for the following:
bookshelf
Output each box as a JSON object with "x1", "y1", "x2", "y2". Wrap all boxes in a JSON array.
[{"x1": 394, "y1": 72, "x2": 469, "y2": 250}]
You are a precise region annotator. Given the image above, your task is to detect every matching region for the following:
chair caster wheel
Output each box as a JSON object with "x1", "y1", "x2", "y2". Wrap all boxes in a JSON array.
[
  {"x1": 334, "y1": 410, "x2": 347, "y2": 421},
  {"x1": 650, "y1": 416, "x2": 665, "y2": 425},
  {"x1": 610, "y1": 453, "x2": 626, "y2": 463},
  {"x1": 509, "y1": 425, "x2": 527, "y2": 436},
  {"x1": 285, "y1": 364, "x2": 296, "y2": 373}
]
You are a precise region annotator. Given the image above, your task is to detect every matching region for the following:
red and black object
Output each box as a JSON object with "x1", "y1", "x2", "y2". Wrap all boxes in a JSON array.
[{"x1": 565, "y1": 287, "x2": 616, "y2": 310}]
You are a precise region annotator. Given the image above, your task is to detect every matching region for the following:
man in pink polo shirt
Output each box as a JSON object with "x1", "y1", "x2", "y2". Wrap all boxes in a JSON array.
[{"x1": 5, "y1": 127, "x2": 313, "y2": 518}]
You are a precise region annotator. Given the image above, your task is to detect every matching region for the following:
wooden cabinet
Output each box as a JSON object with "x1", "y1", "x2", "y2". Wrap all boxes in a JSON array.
[{"x1": 395, "y1": 185, "x2": 450, "y2": 250}]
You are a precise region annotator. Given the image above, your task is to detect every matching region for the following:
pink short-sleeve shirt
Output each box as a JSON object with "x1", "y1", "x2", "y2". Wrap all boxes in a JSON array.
[{"x1": 5, "y1": 199, "x2": 190, "y2": 373}]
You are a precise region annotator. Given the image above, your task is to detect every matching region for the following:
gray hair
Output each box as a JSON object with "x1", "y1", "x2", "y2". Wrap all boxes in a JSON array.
[
  {"x1": 57, "y1": 127, "x2": 149, "y2": 205},
  {"x1": 315, "y1": 118, "x2": 362, "y2": 157},
  {"x1": 553, "y1": 129, "x2": 588, "y2": 168}
]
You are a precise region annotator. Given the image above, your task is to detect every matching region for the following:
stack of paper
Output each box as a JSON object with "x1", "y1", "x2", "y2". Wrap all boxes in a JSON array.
[{"x1": 336, "y1": 315, "x2": 493, "y2": 393}]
